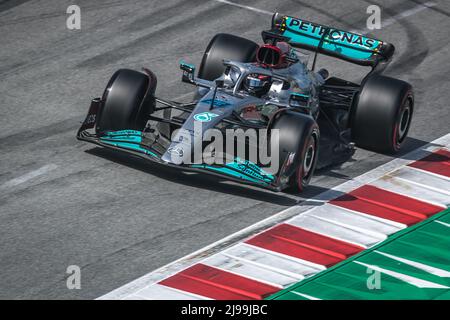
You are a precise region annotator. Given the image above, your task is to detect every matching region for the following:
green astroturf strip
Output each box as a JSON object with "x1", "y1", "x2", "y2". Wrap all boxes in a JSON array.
[{"x1": 269, "y1": 208, "x2": 450, "y2": 300}]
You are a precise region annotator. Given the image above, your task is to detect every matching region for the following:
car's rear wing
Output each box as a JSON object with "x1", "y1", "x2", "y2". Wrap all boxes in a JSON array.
[{"x1": 263, "y1": 13, "x2": 395, "y2": 68}]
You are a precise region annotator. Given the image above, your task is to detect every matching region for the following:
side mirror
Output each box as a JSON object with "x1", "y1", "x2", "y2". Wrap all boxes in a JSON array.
[
  {"x1": 180, "y1": 61, "x2": 196, "y2": 84},
  {"x1": 289, "y1": 92, "x2": 309, "y2": 108},
  {"x1": 215, "y1": 79, "x2": 224, "y2": 87},
  {"x1": 289, "y1": 92, "x2": 309, "y2": 107}
]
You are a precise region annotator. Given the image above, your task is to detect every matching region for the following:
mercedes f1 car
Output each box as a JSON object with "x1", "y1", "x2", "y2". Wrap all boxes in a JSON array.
[{"x1": 77, "y1": 13, "x2": 414, "y2": 192}]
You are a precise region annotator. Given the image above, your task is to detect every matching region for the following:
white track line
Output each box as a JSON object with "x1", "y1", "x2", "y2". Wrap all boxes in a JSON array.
[
  {"x1": 213, "y1": 0, "x2": 273, "y2": 16},
  {"x1": 1, "y1": 164, "x2": 58, "y2": 189},
  {"x1": 374, "y1": 250, "x2": 450, "y2": 277},
  {"x1": 354, "y1": 261, "x2": 449, "y2": 289},
  {"x1": 435, "y1": 220, "x2": 450, "y2": 228},
  {"x1": 99, "y1": 133, "x2": 450, "y2": 299}
]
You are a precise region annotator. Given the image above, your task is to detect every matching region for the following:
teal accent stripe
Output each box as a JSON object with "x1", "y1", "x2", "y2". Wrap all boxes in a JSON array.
[
  {"x1": 100, "y1": 130, "x2": 158, "y2": 158},
  {"x1": 191, "y1": 159, "x2": 275, "y2": 185},
  {"x1": 226, "y1": 158, "x2": 275, "y2": 183},
  {"x1": 100, "y1": 131, "x2": 275, "y2": 185},
  {"x1": 191, "y1": 164, "x2": 266, "y2": 185},
  {"x1": 103, "y1": 130, "x2": 142, "y2": 136}
]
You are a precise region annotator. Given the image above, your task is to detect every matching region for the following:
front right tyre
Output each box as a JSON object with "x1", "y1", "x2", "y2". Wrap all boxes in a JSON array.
[
  {"x1": 271, "y1": 110, "x2": 320, "y2": 192},
  {"x1": 96, "y1": 69, "x2": 156, "y2": 133}
]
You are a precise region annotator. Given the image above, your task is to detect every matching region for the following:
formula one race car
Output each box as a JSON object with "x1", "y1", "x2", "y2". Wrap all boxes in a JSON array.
[{"x1": 77, "y1": 13, "x2": 414, "y2": 192}]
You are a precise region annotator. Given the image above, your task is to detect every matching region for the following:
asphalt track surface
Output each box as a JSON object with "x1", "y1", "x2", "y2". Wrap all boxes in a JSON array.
[{"x1": 0, "y1": 0, "x2": 449, "y2": 299}]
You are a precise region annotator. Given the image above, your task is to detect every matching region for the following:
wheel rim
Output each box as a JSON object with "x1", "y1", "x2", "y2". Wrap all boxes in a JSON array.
[
  {"x1": 303, "y1": 143, "x2": 315, "y2": 178},
  {"x1": 396, "y1": 98, "x2": 412, "y2": 146},
  {"x1": 398, "y1": 101, "x2": 411, "y2": 141},
  {"x1": 298, "y1": 134, "x2": 317, "y2": 187}
]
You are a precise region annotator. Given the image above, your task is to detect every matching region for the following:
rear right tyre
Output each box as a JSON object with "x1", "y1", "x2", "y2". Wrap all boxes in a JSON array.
[{"x1": 351, "y1": 75, "x2": 414, "y2": 153}]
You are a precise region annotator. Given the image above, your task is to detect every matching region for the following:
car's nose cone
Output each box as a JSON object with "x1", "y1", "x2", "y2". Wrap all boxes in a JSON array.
[{"x1": 162, "y1": 141, "x2": 192, "y2": 164}]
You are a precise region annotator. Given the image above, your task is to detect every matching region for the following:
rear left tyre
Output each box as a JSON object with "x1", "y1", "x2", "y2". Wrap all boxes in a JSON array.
[{"x1": 198, "y1": 33, "x2": 258, "y2": 81}]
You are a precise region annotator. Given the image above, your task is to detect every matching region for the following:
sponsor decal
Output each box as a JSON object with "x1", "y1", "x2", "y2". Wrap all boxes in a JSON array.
[
  {"x1": 201, "y1": 98, "x2": 231, "y2": 108},
  {"x1": 84, "y1": 114, "x2": 96, "y2": 125},
  {"x1": 103, "y1": 130, "x2": 142, "y2": 136},
  {"x1": 286, "y1": 17, "x2": 377, "y2": 49},
  {"x1": 193, "y1": 111, "x2": 219, "y2": 122},
  {"x1": 99, "y1": 130, "x2": 159, "y2": 158},
  {"x1": 226, "y1": 158, "x2": 275, "y2": 183},
  {"x1": 167, "y1": 146, "x2": 184, "y2": 157}
]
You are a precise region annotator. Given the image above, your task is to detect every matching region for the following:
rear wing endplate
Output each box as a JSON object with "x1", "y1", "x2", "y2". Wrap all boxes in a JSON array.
[{"x1": 263, "y1": 13, "x2": 395, "y2": 68}]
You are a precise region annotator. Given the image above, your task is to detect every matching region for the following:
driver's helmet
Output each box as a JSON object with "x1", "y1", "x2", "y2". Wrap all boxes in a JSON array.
[
  {"x1": 243, "y1": 73, "x2": 271, "y2": 97},
  {"x1": 256, "y1": 41, "x2": 292, "y2": 69}
]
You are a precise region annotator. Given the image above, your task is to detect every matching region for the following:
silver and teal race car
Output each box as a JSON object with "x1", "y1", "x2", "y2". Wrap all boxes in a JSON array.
[{"x1": 77, "y1": 13, "x2": 414, "y2": 192}]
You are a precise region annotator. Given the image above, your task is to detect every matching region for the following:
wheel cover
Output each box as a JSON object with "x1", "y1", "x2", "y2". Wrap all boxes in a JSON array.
[
  {"x1": 395, "y1": 98, "x2": 412, "y2": 147},
  {"x1": 298, "y1": 134, "x2": 317, "y2": 187},
  {"x1": 303, "y1": 143, "x2": 315, "y2": 178}
]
